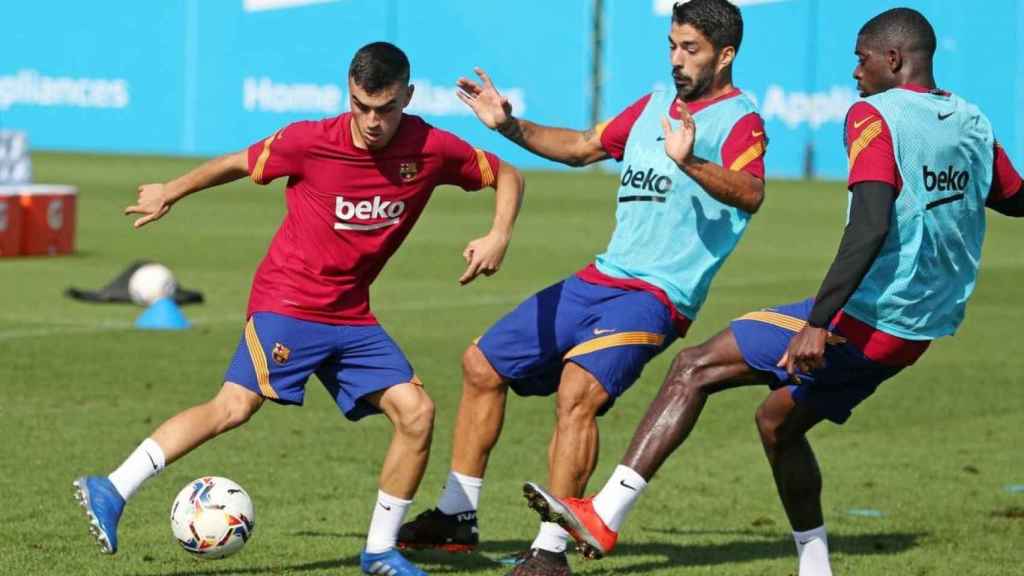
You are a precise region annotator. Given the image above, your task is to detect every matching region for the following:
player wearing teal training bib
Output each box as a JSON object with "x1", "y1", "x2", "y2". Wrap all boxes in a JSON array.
[
  {"x1": 397, "y1": 2, "x2": 767, "y2": 574},
  {"x1": 595, "y1": 88, "x2": 760, "y2": 321},
  {"x1": 522, "y1": 9, "x2": 1024, "y2": 576}
]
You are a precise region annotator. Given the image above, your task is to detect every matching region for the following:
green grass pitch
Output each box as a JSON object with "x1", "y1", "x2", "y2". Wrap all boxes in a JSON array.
[{"x1": 2, "y1": 151, "x2": 1021, "y2": 575}]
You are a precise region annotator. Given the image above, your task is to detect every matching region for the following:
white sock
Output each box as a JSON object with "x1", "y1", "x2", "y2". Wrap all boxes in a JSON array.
[
  {"x1": 531, "y1": 521, "x2": 569, "y2": 553},
  {"x1": 592, "y1": 465, "x2": 647, "y2": 531},
  {"x1": 436, "y1": 470, "x2": 483, "y2": 515},
  {"x1": 793, "y1": 525, "x2": 833, "y2": 576},
  {"x1": 108, "y1": 438, "x2": 166, "y2": 500},
  {"x1": 366, "y1": 490, "x2": 413, "y2": 554}
]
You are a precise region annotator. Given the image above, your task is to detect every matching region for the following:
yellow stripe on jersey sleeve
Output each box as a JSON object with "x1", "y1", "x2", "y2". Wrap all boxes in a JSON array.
[
  {"x1": 729, "y1": 140, "x2": 766, "y2": 172},
  {"x1": 847, "y1": 120, "x2": 883, "y2": 170},
  {"x1": 251, "y1": 131, "x2": 280, "y2": 185},
  {"x1": 474, "y1": 148, "x2": 496, "y2": 188}
]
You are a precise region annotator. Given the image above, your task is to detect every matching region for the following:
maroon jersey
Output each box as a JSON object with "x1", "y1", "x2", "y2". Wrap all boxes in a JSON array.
[
  {"x1": 245, "y1": 113, "x2": 501, "y2": 325},
  {"x1": 596, "y1": 89, "x2": 767, "y2": 179}
]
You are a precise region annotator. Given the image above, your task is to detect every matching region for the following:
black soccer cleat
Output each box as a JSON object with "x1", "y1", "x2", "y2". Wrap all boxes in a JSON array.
[
  {"x1": 397, "y1": 508, "x2": 479, "y2": 553},
  {"x1": 504, "y1": 548, "x2": 572, "y2": 576}
]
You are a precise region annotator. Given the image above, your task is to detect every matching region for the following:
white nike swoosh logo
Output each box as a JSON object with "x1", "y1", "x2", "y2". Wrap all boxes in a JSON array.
[
  {"x1": 334, "y1": 218, "x2": 400, "y2": 231},
  {"x1": 852, "y1": 116, "x2": 876, "y2": 129}
]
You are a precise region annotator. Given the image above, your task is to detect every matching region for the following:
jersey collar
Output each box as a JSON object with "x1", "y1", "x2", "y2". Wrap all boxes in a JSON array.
[
  {"x1": 898, "y1": 83, "x2": 951, "y2": 97},
  {"x1": 670, "y1": 87, "x2": 742, "y2": 119}
]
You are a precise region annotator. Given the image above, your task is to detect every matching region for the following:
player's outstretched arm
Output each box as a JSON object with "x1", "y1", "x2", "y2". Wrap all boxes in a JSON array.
[
  {"x1": 456, "y1": 67, "x2": 609, "y2": 167},
  {"x1": 661, "y1": 106, "x2": 764, "y2": 213},
  {"x1": 124, "y1": 150, "x2": 249, "y2": 228},
  {"x1": 459, "y1": 162, "x2": 525, "y2": 285}
]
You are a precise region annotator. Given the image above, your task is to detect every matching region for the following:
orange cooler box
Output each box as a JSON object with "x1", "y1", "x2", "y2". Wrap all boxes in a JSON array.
[
  {"x1": 0, "y1": 187, "x2": 24, "y2": 257},
  {"x1": 18, "y1": 185, "x2": 77, "y2": 256}
]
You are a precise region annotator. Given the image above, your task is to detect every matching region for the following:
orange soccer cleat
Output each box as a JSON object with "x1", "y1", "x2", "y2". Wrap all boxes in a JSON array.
[{"x1": 522, "y1": 482, "x2": 618, "y2": 559}]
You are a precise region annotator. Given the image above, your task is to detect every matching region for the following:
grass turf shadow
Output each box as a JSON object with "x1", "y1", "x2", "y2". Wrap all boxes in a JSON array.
[
  {"x1": 132, "y1": 531, "x2": 530, "y2": 575},
  {"x1": 131, "y1": 530, "x2": 923, "y2": 575},
  {"x1": 576, "y1": 529, "x2": 925, "y2": 574},
  {"x1": 408, "y1": 530, "x2": 924, "y2": 574}
]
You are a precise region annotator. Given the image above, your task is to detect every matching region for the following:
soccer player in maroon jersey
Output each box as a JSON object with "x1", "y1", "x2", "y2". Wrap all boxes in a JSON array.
[
  {"x1": 520, "y1": 9, "x2": 1024, "y2": 576},
  {"x1": 72, "y1": 42, "x2": 524, "y2": 576}
]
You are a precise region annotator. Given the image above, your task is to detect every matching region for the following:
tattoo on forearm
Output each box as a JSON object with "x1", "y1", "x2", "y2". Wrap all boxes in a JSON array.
[
  {"x1": 582, "y1": 127, "x2": 597, "y2": 142},
  {"x1": 498, "y1": 118, "x2": 529, "y2": 147}
]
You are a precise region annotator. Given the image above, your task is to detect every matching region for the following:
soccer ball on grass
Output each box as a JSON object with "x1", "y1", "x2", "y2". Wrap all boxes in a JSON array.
[{"x1": 170, "y1": 476, "x2": 255, "y2": 559}]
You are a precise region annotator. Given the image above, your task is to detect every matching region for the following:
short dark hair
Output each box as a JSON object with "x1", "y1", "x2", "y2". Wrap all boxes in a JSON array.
[
  {"x1": 859, "y1": 8, "x2": 936, "y2": 57},
  {"x1": 672, "y1": 0, "x2": 743, "y2": 54},
  {"x1": 348, "y1": 42, "x2": 410, "y2": 93}
]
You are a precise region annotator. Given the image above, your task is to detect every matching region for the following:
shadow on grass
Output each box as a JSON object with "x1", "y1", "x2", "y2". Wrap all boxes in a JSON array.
[
  {"x1": 133, "y1": 555, "x2": 357, "y2": 576},
  {"x1": 576, "y1": 529, "x2": 925, "y2": 575},
  {"x1": 133, "y1": 532, "x2": 529, "y2": 575},
  {"x1": 134, "y1": 530, "x2": 924, "y2": 575}
]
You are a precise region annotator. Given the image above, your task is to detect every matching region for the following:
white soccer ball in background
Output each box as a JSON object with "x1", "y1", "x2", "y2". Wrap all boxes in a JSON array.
[
  {"x1": 129, "y1": 263, "x2": 177, "y2": 306},
  {"x1": 170, "y1": 476, "x2": 255, "y2": 559}
]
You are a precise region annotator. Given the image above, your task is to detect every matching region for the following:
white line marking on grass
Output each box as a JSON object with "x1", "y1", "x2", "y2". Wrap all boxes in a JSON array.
[
  {"x1": 0, "y1": 323, "x2": 134, "y2": 341},
  {"x1": 0, "y1": 295, "x2": 524, "y2": 341}
]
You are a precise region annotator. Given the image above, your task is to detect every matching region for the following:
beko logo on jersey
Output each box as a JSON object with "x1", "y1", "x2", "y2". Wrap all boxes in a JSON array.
[
  {"x1": 621, "y1": 165, "x2": 673, "y2": 194},
  {"x1": 922, "y1": 165, "x2": 969, "y2": 192},
  {"x1": 334, "y1": 195, "x2": 406, "y2": 231}
]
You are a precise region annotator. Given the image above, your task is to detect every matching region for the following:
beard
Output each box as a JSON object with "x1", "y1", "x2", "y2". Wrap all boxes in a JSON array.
[{"x1": 673, "y1": 67, "x2": 715, "y2": 102}]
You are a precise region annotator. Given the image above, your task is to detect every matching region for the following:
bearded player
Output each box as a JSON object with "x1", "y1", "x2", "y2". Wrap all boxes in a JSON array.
[
  {"x1": 72, "y1": 42, "x2": 525, "y2": 576},
  {"x1": 523, "y1": 8, "x2": 1024, "y2": 576},
  {"x1": 397, "y1": 2, "x2": 767, "y2": 574}
]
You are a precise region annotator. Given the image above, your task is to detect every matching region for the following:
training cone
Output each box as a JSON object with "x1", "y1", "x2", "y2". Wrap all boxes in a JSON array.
[{"x1": 135, "y1": 297, "x2": 191, "y2": 330}]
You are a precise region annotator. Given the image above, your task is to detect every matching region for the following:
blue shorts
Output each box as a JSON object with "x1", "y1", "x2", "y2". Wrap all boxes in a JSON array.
[
  {"x1": 476, "y1": 275, "x2": 677, "y2": 415},
  {"x1": 730, "y1": 298, "x2": 904, "y2": 424},
  {"x1": 224, "y1": 312, "x2": 416, "y2": 421}
]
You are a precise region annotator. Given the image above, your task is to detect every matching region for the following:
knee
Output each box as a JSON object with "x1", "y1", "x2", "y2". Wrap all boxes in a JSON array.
[
  {"x1": 755, "y1": 403, "x2": 782, "y2": 458},
  {"x1": 462, "y1": 345, "x2": 503, "y2": 392},
  {"x1": 555, "y1": 382, "x2": 604, "y2": 427},
  {"x1": 395, "y1": 390, "x2": 435, "y2": 440},
  {"x1": 555, "y1": 401, "x2": 593, "y2": 427},
  {"x1": 214, "y1": 384, "x2": 262, "y2": 430},
  {"x1": 664, "y1": 346, "x2": 714, "y2": 398}
]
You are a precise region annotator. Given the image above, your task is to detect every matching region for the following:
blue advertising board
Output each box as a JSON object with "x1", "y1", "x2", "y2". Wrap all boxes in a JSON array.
[
  {"x1": 0, "y1": 0, "x2": 1019, "y2": 178},
  {"x1": 602, "y1": 0, "x2": 1022, "y2": 179},
  {"x1": 0, "y1": 2, "x2": 187, "y2": 154},
  {"x1": 0, "y1": 0, "x2": 591, "y2": 170}
]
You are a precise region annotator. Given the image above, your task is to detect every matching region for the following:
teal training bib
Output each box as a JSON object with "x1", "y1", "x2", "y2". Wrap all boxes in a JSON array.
[
  {"x1": 596, "y1": 90, "x2": 760, "y2": 320},
  {"x1": 843, "y1": 88, "x2": 994, "y2": 339}
]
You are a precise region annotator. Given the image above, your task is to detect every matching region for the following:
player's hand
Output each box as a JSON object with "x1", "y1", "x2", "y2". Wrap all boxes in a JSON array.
[
  {"x1": 456, "y1": 67, "x2": 513, "y2": 130},
  {"x1": 660, "y1": 100, "x2": 696, "y2": 167},
  {"x1": 459, "y1": 230, "x2": 510, "y2": 285},
  {"x1": 124, "y1": 183, "x2": 174, "y2": 228},
  {"x1": 777, "y1": 325, "x2": 828, "y2": 383}
]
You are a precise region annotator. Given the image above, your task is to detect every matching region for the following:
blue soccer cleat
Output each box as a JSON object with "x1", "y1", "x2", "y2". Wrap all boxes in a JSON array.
[
  {"x1": 360, "y1": 548, "x2": 428, "y2": 576},
  {"x1": 72, "y1": 476, "x2": 125, "y2": 554}
]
